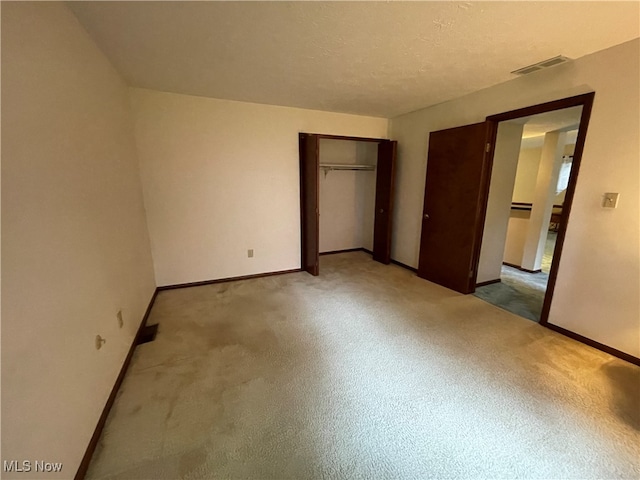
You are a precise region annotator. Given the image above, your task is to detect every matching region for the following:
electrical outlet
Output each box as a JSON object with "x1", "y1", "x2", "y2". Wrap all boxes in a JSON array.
[
  {"x1": 248, "y1": 249, "x2": 254, "y2": 258},
  {"x1": 95, "y1": 335, "x2": 106, "y2": 350},
  {"x1": 602, "y1": 192, "x2": 619, "y2": 208},
  {"x1": 117, "y1": 310, "x2": 123, "y2": 328}
]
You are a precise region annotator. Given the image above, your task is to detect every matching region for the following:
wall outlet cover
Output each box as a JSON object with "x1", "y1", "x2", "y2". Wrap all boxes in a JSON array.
[{"x1": 602, "y1": 192, "x2": 619, "y2": 208}]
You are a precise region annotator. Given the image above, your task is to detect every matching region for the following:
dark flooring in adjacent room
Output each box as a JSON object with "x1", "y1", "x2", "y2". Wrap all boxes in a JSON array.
[{"x1": 474, "y1": 232, "x2": 556, "y2": 322}]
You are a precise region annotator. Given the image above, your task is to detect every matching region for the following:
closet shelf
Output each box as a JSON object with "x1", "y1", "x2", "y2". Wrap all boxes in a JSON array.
[{"x1": 320, "y1": 163, "x2": 376, "y2": 172}]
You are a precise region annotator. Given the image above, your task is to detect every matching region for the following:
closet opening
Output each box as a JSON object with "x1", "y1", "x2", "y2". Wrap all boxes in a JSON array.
[{"x1": 299, "y1": 133, "x2": 397, "y2": 276}]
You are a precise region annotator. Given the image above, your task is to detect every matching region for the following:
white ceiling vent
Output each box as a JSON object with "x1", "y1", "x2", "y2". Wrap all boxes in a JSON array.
[{"x1": 511, "y1": 55, "x2": 572, "y2": 75}]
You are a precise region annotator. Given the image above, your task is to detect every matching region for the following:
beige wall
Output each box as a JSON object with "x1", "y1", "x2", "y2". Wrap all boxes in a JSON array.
[
  {"x1": 513, "y1": 143, "x2": 575, "y2": 205},
  {"x1": 521, "y1": 131, "x2": 567, "y2": 271},
  {"x1": 512, "y1": 147, "x2": 543, "y2": 204},
  {"x1": 476, "y1": 123, "x2": 523, "y2": 283},
  {"x1": 130, "y1": 88, "x2": 388, "y2": 286},
  {"x1": 319, "y1": 140, "x2": 377, "y2": 253},
  {"x1": 505, "y1": 141, "x2": 576, "y2": 268},
  {"x1": 503, "y1": 212, "x2": 531, "y2": 267},
  {"x1": 1, "y1": 3, "x2": 156, "y2": 478},
  {"x1": 389, "y1": 39, "x2": 640, "y2": 357}
]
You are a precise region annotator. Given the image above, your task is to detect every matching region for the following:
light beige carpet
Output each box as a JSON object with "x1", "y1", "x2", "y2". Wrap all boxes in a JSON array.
[{"x1": 87, "y1": 252, "x2": 640, "y2": 480}]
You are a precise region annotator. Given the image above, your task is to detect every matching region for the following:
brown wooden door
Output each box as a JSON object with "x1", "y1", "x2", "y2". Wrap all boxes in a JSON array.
[
  {"x1": 373, "y1": 140, "x2": 397, "y2": 264},
  {"x1": 417, "y1": 123, "x2": 492, "y2": 293},
  {"x1": 299, "y1": 133, "x2": 320, "y2": 275}
]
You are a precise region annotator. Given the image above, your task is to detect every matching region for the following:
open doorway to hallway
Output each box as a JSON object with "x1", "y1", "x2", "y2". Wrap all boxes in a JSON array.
[{"x1": 474, "y1": 106, "x2": 584, "y2": 322}]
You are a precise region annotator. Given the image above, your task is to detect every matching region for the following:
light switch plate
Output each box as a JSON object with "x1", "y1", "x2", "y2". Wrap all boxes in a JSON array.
[{"x1": 602, "y1": 192, "x2": 619, "y2": 208}]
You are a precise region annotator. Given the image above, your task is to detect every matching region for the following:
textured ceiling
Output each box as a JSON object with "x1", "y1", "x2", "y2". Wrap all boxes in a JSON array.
[{"x1": 68, "y1": 1, "x2": 640, "y2": 118}]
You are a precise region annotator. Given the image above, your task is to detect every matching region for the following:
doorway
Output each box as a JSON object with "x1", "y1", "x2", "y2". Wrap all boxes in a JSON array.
[
  {"x1": 299, "y1": 133, "x2": 397, "y2": 275},
  {"x1": 474, "y1": 106, "x2": 583, "y2": 322},
  {"x1": 416, "y1": 93, "x2": 595, "y2": 326}
]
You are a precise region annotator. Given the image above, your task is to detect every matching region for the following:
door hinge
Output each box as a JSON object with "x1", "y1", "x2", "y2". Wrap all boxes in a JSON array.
[
  {"x1": 485, "y1": 143, "x2": 491, "y2": 153},
  {"x1": 469, "y1": 269, "x2": 474, "y2": 278}
]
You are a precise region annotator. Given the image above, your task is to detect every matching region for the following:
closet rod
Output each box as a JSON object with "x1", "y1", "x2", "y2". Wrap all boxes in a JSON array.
[
  {"x1": 320, "y1": 163, "x2": 376, "y2": 177},
  {"x1": 320, "y1": 163, "x2": 376, "y2": 171}
]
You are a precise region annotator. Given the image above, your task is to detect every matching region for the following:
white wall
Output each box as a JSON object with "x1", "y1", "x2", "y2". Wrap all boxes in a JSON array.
[
  {"x1": 130, "y1": 88, "x2": 388, "y2": 286},
  {"x1": 505, "y1": 142, "x2": 576, "y2": 268},
  {"x1": 555, "y1": 143, "x2": 575, "y2": 205},
  {"x1": 476, "y1": 123, "x2": 523, "y2": 283},
  {"x1": 1, "y1": 3, "x2": 156, "y2": 478},
  {"x1": 513, "y1": 144, "x2": 575, "y2": 205},
  {"x1": 319, "y1": 140, "x2": 377, "y2": 253},
  {"x1": 512, "y1": 147, "x2": 543, "y2": 203},
  {"x1": 521, "y1": 131, "x2": 567, "y2": 271},
  {"x1": 504, "y1": 212, "x2": 531, "y2": 266},
  {"x1": 389, "y1": 39, "x2": 640, "y2": 357},
  {"x1": 359, "y1": 141, "x2": 378, "y2": 252}
]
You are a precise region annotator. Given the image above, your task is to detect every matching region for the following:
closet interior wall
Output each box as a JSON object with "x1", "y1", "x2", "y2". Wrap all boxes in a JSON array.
[{"x1": 318, "y1": 139, "x2": 378, "y2": 253}]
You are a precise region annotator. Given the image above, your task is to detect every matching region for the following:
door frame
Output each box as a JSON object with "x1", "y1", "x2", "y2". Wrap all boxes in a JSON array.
[
  {"x1": 299, "y1": 133, "x2": 395, "y2": 275},
  {"x1": 299, "y1": 133, "x2": 320, "y2": 275},
  {"x1": 372, "y1": 139, "x2": 397, "y2": 264},
  {"x1": 477, "y1": 92, "x2": 595, "y2": 325}
]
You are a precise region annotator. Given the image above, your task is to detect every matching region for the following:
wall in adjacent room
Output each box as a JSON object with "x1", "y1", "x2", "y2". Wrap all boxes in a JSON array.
[
  {"x1": 476, "y1": 123, "x2": 523, "y2": 283},
  {"x1": 1, "y1": 3, "x2": 156, "y2": 478},
  {"x1": 129, "y1": 88, "x2": 388, "y2": 286},
  {"x1": 503, "y1": 211, "x2": 531, "y2": 267},
  {"x1": 389, "y1": 39, "x2": 640, "y2": 356},
  {"x1": 512, "y1": 147, "x2": 543, "y2": 204},
  {"x1": 513, "y1": 143, "x2": 575, "y2": 205}
]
